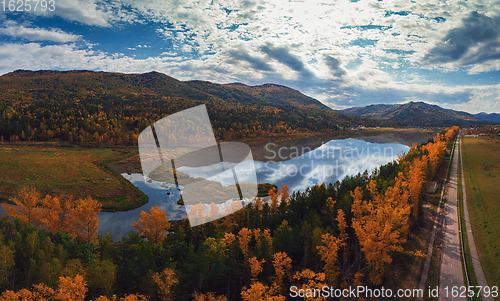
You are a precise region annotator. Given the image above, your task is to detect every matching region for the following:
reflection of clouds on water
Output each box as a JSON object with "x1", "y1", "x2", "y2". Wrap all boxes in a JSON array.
[
  {"x1": 122, "y1": 173, "x2": 179, "y2": 190},
  {"x1": 184, "y1": 198, "x2": 254, "y2": 215},
  {"x1": 255, "y1": 139, "x2": 409, "y2": 192},
  {"x1": 179, "y1": 138, "x2": 409, "y2": 192},
  {"x1": 99, "y1": 138, "x2": 410, "y2": 240},
  {"x1": 178, "y1": 160, "x2": 258, "y2": 186},
  {"x1": 98, "y1": 176, "x2": 187, "y2": 240}
]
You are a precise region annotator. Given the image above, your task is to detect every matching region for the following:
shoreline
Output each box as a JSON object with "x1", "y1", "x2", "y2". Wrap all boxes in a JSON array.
[{"x1": 0, "y1": 128, "x2": 435, "y2": 212}]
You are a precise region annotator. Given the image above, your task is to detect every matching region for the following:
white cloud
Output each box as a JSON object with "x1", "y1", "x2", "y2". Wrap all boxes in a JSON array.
[
  {"x1": 0, "y1": 21, "x2": 79, "y2": 42},
  {"x1": 21, "y1": 0, "x2": 131, "y2": 27}
]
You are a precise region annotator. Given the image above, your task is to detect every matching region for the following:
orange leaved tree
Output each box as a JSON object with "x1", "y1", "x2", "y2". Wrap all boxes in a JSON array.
[
  {"x1": 152, "y1": 268, "x2": 178, "y2": 301},
  {"x1": 0, "y1": 274, "x2": 87, "y2": 301},
  {"x1": 132, "y1": 206, "x2": 170, "y2": 243},
  {"x1": 40, "y1": 194, "x2": 73, "y2": 234},
  {"x1": 67, "y1": 197, "x2": 102, "y2": 244},
  {"x1": 2, "y1": 187, "x2": 43, "y2": 227},
  {"x1": 351, "y1": 175, "x2": 411, "y2": 285}
]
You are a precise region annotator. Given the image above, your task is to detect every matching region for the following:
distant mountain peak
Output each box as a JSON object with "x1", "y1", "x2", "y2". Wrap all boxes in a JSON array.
[
  {"x1": 474, "y1": 112, "x2": 500, "y2": 123},
  {"x1": 341, "y1": 101, "x2": 489, "y2": 127}
]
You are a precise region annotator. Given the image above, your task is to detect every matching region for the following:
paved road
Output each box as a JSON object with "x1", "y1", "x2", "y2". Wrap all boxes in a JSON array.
[
  {"x1": 418, "y1": 152, "x2": 449, "y2": 298},
  {"x1": 460, "y1": 136, "x2": 494, "y2": 301},
  {"x1": 439, "y1": 139, "x2": 467, "y2": 301}
]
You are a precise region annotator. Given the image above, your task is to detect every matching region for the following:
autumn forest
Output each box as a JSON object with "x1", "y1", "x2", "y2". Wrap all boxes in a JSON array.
[
  {"x1": 0, "y1": 70, "x2": 388, "y2": 145},
  {"x1": 0, "y1": 126, "x2": 459, "y2": 300}
]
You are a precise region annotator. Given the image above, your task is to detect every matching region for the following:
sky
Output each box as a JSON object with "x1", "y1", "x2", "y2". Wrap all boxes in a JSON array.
[{"x1": 1, "y1": 0, "x2": 500, "y2": 113}]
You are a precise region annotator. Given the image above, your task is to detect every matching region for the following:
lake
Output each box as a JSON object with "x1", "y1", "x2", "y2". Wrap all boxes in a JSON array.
[{"x1": 98, "y1": 132, "x2": 435, "y2": 239}]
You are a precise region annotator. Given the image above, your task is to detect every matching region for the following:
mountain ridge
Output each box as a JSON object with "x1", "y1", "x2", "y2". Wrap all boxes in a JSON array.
[
  {"x1": 474, "y1": 112, "x2": 500, "y2": 123},
  {"x1": 0, "y1": 69, "x2": 387, "y2": 144},
  {"x1": 341, "y1": 101, "x2": 489, "y2": 127}
]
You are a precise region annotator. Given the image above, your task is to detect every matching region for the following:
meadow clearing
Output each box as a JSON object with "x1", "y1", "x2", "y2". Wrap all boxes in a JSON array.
[
  {"x1": 462, "y1": 134, "x2": 500, "y2": 288},
  {"x1": 0, "y1": 144, "x2": 147, "y2": 211}
]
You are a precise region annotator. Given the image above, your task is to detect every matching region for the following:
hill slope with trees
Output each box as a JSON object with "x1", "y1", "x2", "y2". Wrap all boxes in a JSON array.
[{"x1": 0, "y1": 70, "x2": 385, "y2": 144}]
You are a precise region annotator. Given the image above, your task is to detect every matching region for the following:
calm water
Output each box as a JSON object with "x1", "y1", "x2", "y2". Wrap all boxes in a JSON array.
[
  {"x1": 0, "y1": 133, "x2": 436, "y2": 240},
  {"x1": 98, "y1": 137, "x2": 416, "y2": 239}
]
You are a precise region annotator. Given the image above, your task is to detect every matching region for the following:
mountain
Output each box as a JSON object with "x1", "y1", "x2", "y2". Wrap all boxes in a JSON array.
[
  {"x1": 474, "y1": 112, "x2": 500, "y2": 123},
  {"x1": 185, "y1": 81, "x2": 329, "y2": 111},
  {"x1": 0, "y1": 70, "x2": 383, "y2": 144},
  {"x1": 340, "y1": 104, "x2": 399, "y2": 119},
  {"x1": 341, "y1": 101, "x2": 488, "y2": 127}
]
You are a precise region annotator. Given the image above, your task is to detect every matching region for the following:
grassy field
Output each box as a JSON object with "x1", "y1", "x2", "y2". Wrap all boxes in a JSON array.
[
  {"x1": 462, "y1": 135, "x2": 500, "y2": 290},
  {"x1": 0, "y1": 143, "x2": 147, "y2": 211}
]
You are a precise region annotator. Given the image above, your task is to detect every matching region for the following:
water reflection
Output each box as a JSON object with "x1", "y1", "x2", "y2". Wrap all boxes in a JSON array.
[
  {"x1": 254, "y1": 138, "x2": 409, "y2": 192},
  {"x1": 98, "y1": 138, "x2": 410, "y2": 239},
  {"x1": 97, "y1": 175, "x2": 187, "y2": 239}
]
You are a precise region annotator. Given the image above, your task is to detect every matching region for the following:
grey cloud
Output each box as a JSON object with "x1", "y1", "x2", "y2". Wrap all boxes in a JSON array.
[
  {"x1": 424, "y1": 11, "x2": 500, "y2": 65},
  {"x1": 240, "y1": 0, "x2": 258, "y2": 9},
  {"x1": 462, "y1": 41, "x2": 500, "y2": 65},
  {"x1": 227, "y1": 48, "x2": 274, "y2": 71},
  {"x1": 259, "y1": 43, "x2": 315, "y2": 78},
  {"x1": 323, "y1": 55, "x2": 346, "y2": 78}
]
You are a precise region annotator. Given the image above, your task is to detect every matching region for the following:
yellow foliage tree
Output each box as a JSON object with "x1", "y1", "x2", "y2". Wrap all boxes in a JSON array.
[
  {"x1": 407, "y1": 156, "x2": 428, "y2": 225},
  {"x1": 351, "y1": 175, "x2": 411, "y2": 285},
  {"x1": 268, "y1": 185, "x2": 290, "y2": 210},
  {"x1": 39, "y1": 195, "x2": 74, "y2": 234},
  {"x1": 0, "y1": 274, "x2": 87, "y2": 301},
  {"x1": 2, "y1": 187, "x2": 42, "y2": 227},
  {"x1": 152, "y1": 268, "x2": 178, "y2": 301},
  {"x1": 191, "y1": 291, "x2": 227, "y2": 301},
  {"x1": 316, "y1": 233, "x2": 341, "y2": 285},
  {"x1": 241, "y1": 282, "x2": 286, "y2": 301},
  {"x1": 132, "y1": 206, "x2": 170, "y2": 243},
  {"x1": 292, "y1": 269, "x2": 327, "y2": 301},
  {"x1": 269, "y1": 252, "x2": 292, "y2": 296},
  {"x1": 206, "y1": 202, "x2": 221, "y2": 222},
  {"x1": 268, "y1": 187, "x2": 279, "y2": 211},
  {"x1": 67, "y1": 197, "x2": 102, "y2": 244},
  {"x1": 249, "y1": 257, "x2": 265, "y2": 281},
  {"x1": 55, "y1": 274, "x2": 88, "y2": 301},
  {"x1": 238, "y1": 228, "x2": 252, "y2": 260}
]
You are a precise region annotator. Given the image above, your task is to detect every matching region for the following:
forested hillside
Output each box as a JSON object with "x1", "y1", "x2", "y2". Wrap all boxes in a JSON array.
[{"x1": 0, "y1": 70, "x2": 384, "y2": 144}]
